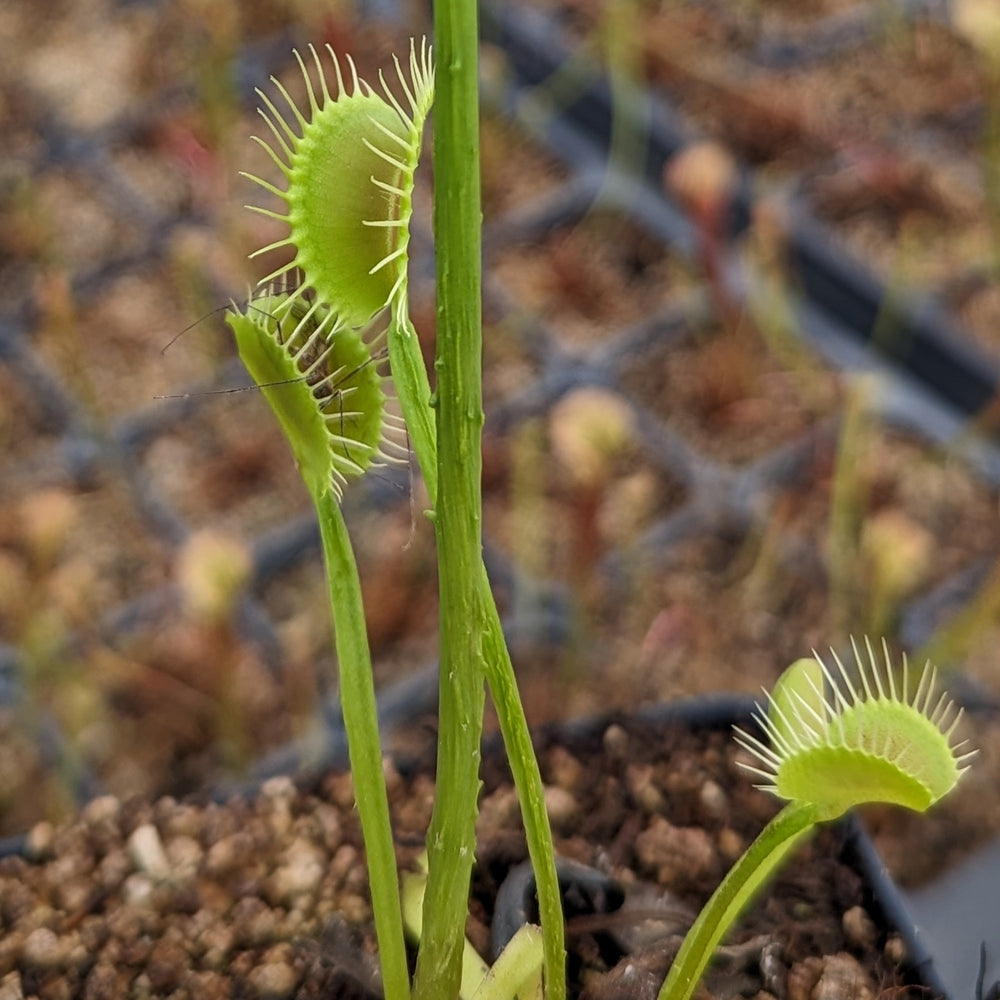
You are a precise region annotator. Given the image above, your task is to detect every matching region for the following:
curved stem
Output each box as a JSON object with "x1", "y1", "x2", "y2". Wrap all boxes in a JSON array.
[
  {"x1": 477, "y1": 562, "x2": 565, "y2": 1000},
  {"x1": 315, "y1": 489, "x2": 410, "y2": 1000},
  {"x1": 391, "y1": 305, "x2": 566, "y2": 1000},
  {"x1": 658, "y1": 801, "x2": 826, "y2": 1000},
  {"x1": 389, "y1": 302, "x2": 437, "y2": 505}
]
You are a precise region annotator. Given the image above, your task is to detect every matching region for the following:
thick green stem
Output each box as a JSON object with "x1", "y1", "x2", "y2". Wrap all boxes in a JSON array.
[
  {"x1": 314, "y1": 490, "x2": 410, "y2": 1000},
  {"x1": 399, "y1": 4, "x2": 566, "y2": 996},
  {"x1": 658, "y1": 801, "x2": 826, "y2": 1000},
  {"x1": 392, "y1": 2, "x2": 566, "y2": 994},
  {"x1": 412, "y1": 0, "x2": 488, "y2": 996}
]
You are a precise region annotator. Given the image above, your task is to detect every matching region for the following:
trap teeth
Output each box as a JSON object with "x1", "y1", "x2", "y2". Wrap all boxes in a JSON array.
[
  {"x1": 735, "y1": 639, "x2": 971, "y2": 818},
  {"x1": 226, "y1": 291, "x2": 393, "y2": 501},
  {"x1": 244, "y1": 38, "x2": 433, "y2": 330}
]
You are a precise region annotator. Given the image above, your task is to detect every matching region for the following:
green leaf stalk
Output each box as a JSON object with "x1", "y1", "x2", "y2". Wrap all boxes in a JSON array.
[{"x1": 658, "y1": 640, "x2": 973, "y2": 1000}]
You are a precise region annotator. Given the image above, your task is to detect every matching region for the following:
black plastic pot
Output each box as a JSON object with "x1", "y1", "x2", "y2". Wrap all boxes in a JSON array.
[{"x1": 463, "y1": 695, "x2": 950, "y2": 999}]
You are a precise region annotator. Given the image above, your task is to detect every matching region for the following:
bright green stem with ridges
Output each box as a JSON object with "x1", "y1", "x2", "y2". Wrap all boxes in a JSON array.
[
  {"x1": 394, "y1": 307, "x2": 566, "y2": 1000},
  {"x1": 411, "y1": 0, "x2": 488, "y2": 993},
  {"x1": 393, "y1": 278, "x2": 567, "y2": 997},
  {"x1": 400, "y1": 1, "x2": 566, "y2": 994},
  {"x1": 314, "y1": 489, "x2": 410, "y2": 1000},
  {"x1": 657, "y1": 800, "x2": 826, "y2": 1000},
  {"x1": 477, "y1": 557, "x2": 565, "y2": 1000}
]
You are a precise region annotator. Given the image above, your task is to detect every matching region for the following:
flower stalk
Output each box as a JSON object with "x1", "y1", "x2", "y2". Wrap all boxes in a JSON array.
[{"x1": 409, "y1": 2, "x2": 487, "y2": 995}]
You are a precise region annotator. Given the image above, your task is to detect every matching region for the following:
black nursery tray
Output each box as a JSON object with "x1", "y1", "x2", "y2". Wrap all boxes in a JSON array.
[{"x1": 480, "y1": 0, "x2": 1000, "y2": 437}]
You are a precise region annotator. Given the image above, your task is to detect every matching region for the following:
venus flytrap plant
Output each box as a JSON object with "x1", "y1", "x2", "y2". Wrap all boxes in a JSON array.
[
  {"x1": 225, "y1": 288, "x2": 411, "y2": 1000},
  {"x1": 224, "y1": 46, "x2": 438, "y2": 1000},
  {"x1": 228, "y1": 17, "x2": 563, "y2": 1000},
  {"x1": 658, "y1": 638, "x2": 974, "y2": 1000}
]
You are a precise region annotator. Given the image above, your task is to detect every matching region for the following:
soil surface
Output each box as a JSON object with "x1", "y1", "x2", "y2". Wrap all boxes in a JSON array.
[{"x1": 0, "y1": 714, "x2": 924, "y2": 999}]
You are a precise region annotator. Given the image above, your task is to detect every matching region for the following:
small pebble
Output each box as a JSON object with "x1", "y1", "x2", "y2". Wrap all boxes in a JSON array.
[
  {"x1": 165, "y1": 835, "x2": 203, "y2": 883},
  {"x1": 327, "y1": 844, "x2": 361, "y2": 889},
  {"x1": 699, "y1": 779, "x2": 728, "y2": 819},
  {"x1": 0, "y1": 875, "x2": 34, "y2": 925},
  {"x1": 0, "y1": 971, "x2": 23, "y2": 1000},
  {"x1": 81, "y1": 795, "x2": 121, "y2": 828},
  {"x1": 716, "y1": 826, "x2": 744, "y2": 861},
  {"x1": 884, "y1": 934, "x2": 907, "y2": 965},
  {"x1": 812, "y1": 953, "x2": 872, "y2": 1000},
  {"x1": 634, "y1": 816, "x2": 716, "y2": 889},
  {"x1": 185, "y1": 971, "x2": 230, "y2": 1000},
  {"x1": 162, "y1": 802, "x2": 203, "y2": 840},
  {"x1": 312, "y1": 803, "x2": 343, "y2": 851},
  {"x1": 543, "y1": 786, "x2": 579, "y2": 832},
  {"x1": 145, "y1": 936, "x2": 188, "y2": 991},
  {"x1": 842, "y1": 905, "x2": 877, "y2": 950},
  {"x1": 602, "y1": 723, "x2": 629, "y2": 759},
  {"x1": 546, "y1": 746, "x2": 584, "y2": 790},
  {"x1": 786, "y1": 955, "x2": 823, "y2": 1000},
  {"x1": 37, "y1": 975, "x2": 71, "y2": 1000},
  {"x1": 247, "y1": 961, "x2": 298, "y2": 999},
  {"x1": 259, "y1": 777, "x2": 296, "y2": 837},
  {"x1": 231, "y1": 896, "x2": 278, "y2": 947},
  {"x1": 204, "y1": 832, "x2": 254, "y2": 878},
  {"x1": 626, "y1": 764, "x2": 665, "y2": 813},
  {"x1": 54, "y1": 876, "x2": 91, "y2": 914},
  {"x1": 127, "y1": 824, "x2": 169, "y2": 880},
  {"x1": 760, "y1": 939, "x2": 786, "y2": 997},
  {"x1": 82, "y1": 796, "x2": 123, "y2": 854},
  {"x1": 267, "y1": 839, "x2": 326, "y2": 905},
  {"x1": 24, "y1": 822, "x2": 56, "y2": 862},
  {"x1": 0, "y1": 930, "x2": 21, "y2": 977},
  {"x1": 98, "y1": 848, "x2": 131, "y2": 892},
  {"x1": 197, "y1": 922, "x2": 235, "y2": 971},
  {"x1": 62, "y1": 931, "x2": 89, "y2": 971},
  {"x1": 122, "y1": 873, "x2": 154, "y2": 906},
  {"x1": 475, "y1": 787, "x2": 519, "y2": 840},
  {"x1": 81, "y1": 963, "x2": 124, "y2": 1000},
  {"x1": 22, "y1": 927, "x2": 64, "y2": 970}
]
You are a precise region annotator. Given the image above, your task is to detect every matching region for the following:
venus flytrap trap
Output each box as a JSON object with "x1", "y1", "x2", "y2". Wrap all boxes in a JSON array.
[
  {"x1": 226, "y1": 291, "x2": 405, "y2": 500},
  {"x1": 226, "y1": 43, "x2": 434, "y2": 1000},
  {"x1": 657, "y1": 638, "x2": 973, "y2": 1000},
  {"x1": 243, "y1": 40, "x2": 433, "y2": 327},
  {"x1": 227, "y1": 14, "x2": 563, "y2": 1000}
]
